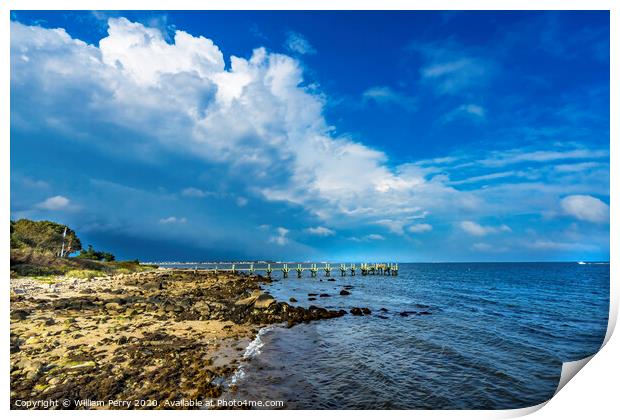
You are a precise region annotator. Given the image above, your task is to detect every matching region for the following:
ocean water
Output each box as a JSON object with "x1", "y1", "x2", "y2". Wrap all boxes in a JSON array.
[{"x1": 175, "y1": 262, "x2": 609, "y2": 409}]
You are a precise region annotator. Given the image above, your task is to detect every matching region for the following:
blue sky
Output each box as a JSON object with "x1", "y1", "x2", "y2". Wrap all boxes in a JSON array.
[{"x1": 10, "y1": 10, "x2": 610, "y2": 262}]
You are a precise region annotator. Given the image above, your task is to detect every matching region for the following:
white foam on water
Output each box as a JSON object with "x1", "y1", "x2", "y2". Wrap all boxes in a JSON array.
[
  {"x1": 229, "y1": 366, "x2": 246, "y2": 385},
  {"x1": 243, "y1": 325, "x2": 274, "y2": 358},
  {"x1": 578, "y1": 261, "x2": 609, "y2": 265},
  {"x1": 229, "y1": 325, "x2": 278, "y2": 385}
]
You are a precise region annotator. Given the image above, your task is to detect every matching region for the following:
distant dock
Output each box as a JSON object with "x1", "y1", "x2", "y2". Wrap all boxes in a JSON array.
[{"x1": 168, "y1": 263, "x2": 399, "y2": 278}]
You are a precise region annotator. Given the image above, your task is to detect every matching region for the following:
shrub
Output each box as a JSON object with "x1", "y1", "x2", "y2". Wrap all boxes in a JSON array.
[{"x1": 12, "y1": 264, "x2": 64, "y2": 277}]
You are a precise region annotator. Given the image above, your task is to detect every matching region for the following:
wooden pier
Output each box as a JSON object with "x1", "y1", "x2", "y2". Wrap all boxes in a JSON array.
[{"x1": 186, "y1": 263, "x2": 399, "y2": 278}]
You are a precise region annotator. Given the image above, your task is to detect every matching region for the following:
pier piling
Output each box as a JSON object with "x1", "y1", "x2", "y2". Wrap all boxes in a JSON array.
[
  {"x1": 310, "y1": 264, "x2": 318, "y2": 277},
  {"x1": 360, "y1": 263, "x2": 368, "y2": 276},
  {"x1": 391, "y1": 264, "x2": 398, "y2": 276},
  {"x1": 180, "y1": 262, "x2": 398, "y2": 277}
]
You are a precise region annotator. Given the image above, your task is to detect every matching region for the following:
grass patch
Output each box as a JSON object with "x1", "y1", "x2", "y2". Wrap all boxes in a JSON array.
[
  {"x1": 31, "y1": 275, "x2": 63, "y2": 284},
  {"x1": 65, "y1": 269, "x2": 103, "y2": 280},
  {"x1": 11, "y1": 248, "x2": 157, "y2": 279},
  {"x1": 107, "y1": 260, "x2": 157, "y2": 272}
]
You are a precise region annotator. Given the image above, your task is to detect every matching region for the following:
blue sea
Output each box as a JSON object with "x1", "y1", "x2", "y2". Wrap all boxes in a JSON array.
[{"x1": 173, "y1": 262, "x2": 610, "y2": 409}]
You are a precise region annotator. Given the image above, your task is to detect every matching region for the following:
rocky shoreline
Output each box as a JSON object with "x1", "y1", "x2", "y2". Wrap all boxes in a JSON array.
[{"x1": 10, "y1": 270, "x2": 345, "y2": 409}]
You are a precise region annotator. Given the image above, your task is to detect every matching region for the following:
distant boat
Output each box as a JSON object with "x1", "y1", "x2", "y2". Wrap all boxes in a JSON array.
[{"x1": 577, "y1": 261, "x2": 587, "y2": 265}]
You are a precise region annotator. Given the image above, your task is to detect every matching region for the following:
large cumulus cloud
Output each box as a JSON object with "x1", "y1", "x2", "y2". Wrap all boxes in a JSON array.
[
  {"x1": 10, "y1": 17, "x2": 609, "y2": 259},
  {"x1": 11, "y1": 17, "x2": 469, "y2": 231}
]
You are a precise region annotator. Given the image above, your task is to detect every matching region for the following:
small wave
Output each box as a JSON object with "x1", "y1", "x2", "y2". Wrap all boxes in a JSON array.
[
  {"x1": 244, "y1": 325, "x2": 277, "y2": 359},
  {"x1": 230, "y1": 325, "x2": 278, "y2": 385}
]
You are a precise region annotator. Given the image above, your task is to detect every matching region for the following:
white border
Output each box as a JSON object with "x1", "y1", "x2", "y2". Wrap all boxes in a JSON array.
[{"x1": 1, "y1": 1, "x2": 616, "y2": 420}]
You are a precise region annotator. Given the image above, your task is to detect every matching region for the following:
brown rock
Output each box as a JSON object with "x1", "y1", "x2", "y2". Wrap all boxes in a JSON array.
[
  {"x1": 104, "y1": 302, "x2": 123, "y2": 312},
  {"x1": 254, "y1": 293, "x2": 276, "y2": 309},
  {"x1": 234, "y1": 290, "x2": 261, "y2": 306}
]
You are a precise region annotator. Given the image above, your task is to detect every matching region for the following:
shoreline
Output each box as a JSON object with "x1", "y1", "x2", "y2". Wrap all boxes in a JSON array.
[{"x1": 10, "y1": 269, "x2": 345, "y2": 409}]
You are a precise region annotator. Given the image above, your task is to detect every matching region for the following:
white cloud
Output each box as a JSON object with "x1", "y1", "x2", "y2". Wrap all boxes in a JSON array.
[
  {"x1": 236, "y1": 196, "x2": 248, "y2": 207},
  {"x1": 560, "y1": 195, "x2": 609, "y2": 223},
  {"x1": 408, "y1": 223, "x2": 433, "y2": 233},
  {"x1": 461, "y1": 104, "x2": 485, "y2": 117},
  {"x1": 460, "y1": 221, "x2": 511, "y2": 236},
  {"x1": 420, "y1": 57, "x2": 491, "y2": 95},
  {"x1": 422, "y1": 59, "x2": 475, "y2": 78},
  {"x1": 36, "y1": 195, "x2": 71, "y2": 210},
  {"x1": 350, "y1": 234, "x2": 385, "y2": 242},
  {"x1": 479, "y1": 148, "x2": 608, "y2": 167},
  {"x1": 159, "y1": 216, "x2": 187, "y2": 224},
  {"x1": 284, "y1": 31, "x2": 316, "y2": 55},
  {"x1": 460, "y1": 221, "x2": 487, "y2": 236},
  {"x1": 100, "y1": 17, "x2": 225, "y2": 85},
  {"x1": 269, "y1": 227, "x2": 289, "y2": 245},
  {"x1": 305, "y1": 226, "x2": 335, "y2": 236},
  {"x1": 181, "y1": 187, "x2": 208, "y2": 198},
  {"x1": 441, "y1": 103, "x2": 486, "y2": 123},
  {"x1": 408, "y1": 39, "x2": 499, "y2": 96},
  {"x1": 375, "y1": 219, "x2": 407, "y2": 235},
  {"x1": 19, "y1": 176, "x2": 50, "y2": 189},
  {"x1": 450, "y1": 171, "x2": 524, "y2": 185},
  {"x1": 553, "y1": 162, "x2": 601, "y2": 173},
  {"x1": 362, "y1": 86, "x2": 416, "y2": 110}
]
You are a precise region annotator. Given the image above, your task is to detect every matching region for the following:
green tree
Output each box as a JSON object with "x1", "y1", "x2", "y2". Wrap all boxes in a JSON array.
[
  {"x1": 76, "y1": 244, "x2": 115, "y2": 262},
  {"x1": 10, "y1": 219, "x2": 82, "y2": 256}
]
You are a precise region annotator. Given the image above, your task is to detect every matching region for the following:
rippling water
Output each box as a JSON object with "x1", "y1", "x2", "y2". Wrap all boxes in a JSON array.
[{"x1": 197, "y1": 262, "x2": 609, "y2": 409}]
